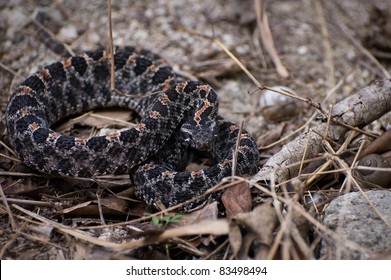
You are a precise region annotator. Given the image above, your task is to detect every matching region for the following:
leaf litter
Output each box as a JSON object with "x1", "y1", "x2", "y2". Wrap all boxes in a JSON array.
[{"x1": 0, "y1": 0, "x2": 391, "y2": 260}]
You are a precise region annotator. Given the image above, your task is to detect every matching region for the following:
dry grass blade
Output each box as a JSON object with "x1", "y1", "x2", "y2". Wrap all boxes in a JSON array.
[
  {"x1": 107, "y1": 0, "x2": 115, "y2": 93},
  {"x1": 0, "y1": 61, "x2": 18, "y2": 76},
  {"x1": 178, "y1": 26, "x2": 309, "y2": 104},
  {"x1": 228, "y1": 176, "x2": 378, "y2": 257},
  {"x1": 64, "y1": 178, "x2": 249, "y2": 232},
  {"x1": 255, "y1": 0, "x2": 289, "y2": 78},
  {"x1": 297, "y1": 129, "x2": 312, "y2": 177},
  {"x1": 0, "y1": 153, "x2": 20, "y2": 163},
  {"x1": 0, "y1": 183, "x2": 17, "y2": 230},
  {"x1": 330, "y1": 0, "x2": 391, "y2": 79},
  {"x1": 4, "y1": 198, "x2": 53, "y2": 208},
  {"x1": 212, "y1": 36, "x2": 264, "y2": 90},
  {"x1": 106, "y1": 0, "x2": 161, "y2": 99},
  {"x1": 231, "y1": 121, "x2": 244, "y2": 177},
  {"x1": 12, "y1": 204, "x2": 228, "y2": 251},
  {"x1": 0, "y1": 230, "x2": 21, "y2": 259},
  {"x1": 315, "y1": 0, "x2": 335, "y2": 96},
  {"x1": 0, "y1": 140, "x2": 17, "y2": 157},
  {"x1": 246, "y1": 178, "x2": 373, "y2": 257},
  {"x1": 328, "y1": 152, "x2": 391, "y2": 229}
]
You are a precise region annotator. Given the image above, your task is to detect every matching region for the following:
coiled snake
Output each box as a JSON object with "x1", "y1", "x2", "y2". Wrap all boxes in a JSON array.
[{"x1": 6, "y1": 46, "x2": 259, "y2": 209}]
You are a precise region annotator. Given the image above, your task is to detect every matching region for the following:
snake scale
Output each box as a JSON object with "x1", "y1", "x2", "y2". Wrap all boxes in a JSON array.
[{"x1": 6, "y1": 45, "x2": 260, "y2": 209}]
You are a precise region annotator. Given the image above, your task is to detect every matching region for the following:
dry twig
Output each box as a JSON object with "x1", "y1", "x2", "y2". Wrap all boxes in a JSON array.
[{"x1": 253, "y1": 78, "x2": 391, "y2": 183}]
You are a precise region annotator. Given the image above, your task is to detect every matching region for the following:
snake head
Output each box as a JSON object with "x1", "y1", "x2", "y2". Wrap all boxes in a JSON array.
[{"x1": 180, "y1": 119, "x2": 218, "y2": 151}]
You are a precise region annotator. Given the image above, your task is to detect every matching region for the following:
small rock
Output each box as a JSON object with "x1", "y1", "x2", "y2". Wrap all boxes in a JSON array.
[
  {"x1": 57, "y1": 25, "x2": 79, "y2": 42},
  {"x1": 320, "y1": 190, "x2": 391, "y2": 259},
  {"x1": 259, "y1": 86, "x2": 301, "y2": 122},
  {"x1": 297, "y1": 45, "x2": 308, "y2": 55}
]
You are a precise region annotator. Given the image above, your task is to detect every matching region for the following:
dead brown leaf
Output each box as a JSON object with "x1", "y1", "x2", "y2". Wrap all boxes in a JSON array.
[
  {"x1": 62, "y1": 201, "x2": 92, "y2": 214},
  {"x1": 178, "y1": 201, "x2": 219, "y2": 226},
  {"x1": 221, "y1": 181, "x2": 252, "y2": 219},
  {"x1": 96, "y1": 188, "x2": 134, "y2": 213},
  {"x1": 229, "y1": 204, "x2": 278, "y2": 259},
  {"x1": 228, "y1": 221, "x2": 243, "y2": 257},
  {"x1": 62, "y1": 201, "x2": 128, "y2": 217},
  {"x1": 290, "y1": 207, "x2": 311, "y2": 259},
  {"x1": 72, "y1": 242, "x2": 92, "y2": 260},
  {"x1": 2, "y1": 174, "x2": 48, "y2": 196}
]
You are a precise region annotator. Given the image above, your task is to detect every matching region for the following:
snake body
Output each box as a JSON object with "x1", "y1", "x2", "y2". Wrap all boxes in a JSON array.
[{"x1": 6, "y1": 46, "x2": 259, "y2": 209}]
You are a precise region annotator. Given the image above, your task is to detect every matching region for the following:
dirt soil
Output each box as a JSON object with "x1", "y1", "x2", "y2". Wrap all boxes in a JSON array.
[{"x1": 0, "y1": 0, "x2": 390, "y2": 259}]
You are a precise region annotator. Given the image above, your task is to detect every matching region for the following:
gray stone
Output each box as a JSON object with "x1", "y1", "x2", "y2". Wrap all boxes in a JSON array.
[{"x1": 320, "y1": 190, "x2": 391, "y2": 259}]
